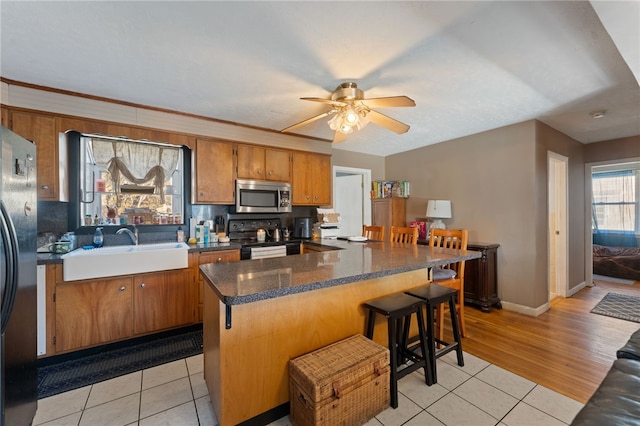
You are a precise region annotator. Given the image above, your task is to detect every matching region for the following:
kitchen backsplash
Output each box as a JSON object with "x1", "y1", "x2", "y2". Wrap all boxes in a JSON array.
[{"x1": 38, "y1": 201, "x2": 318, "y2": 242}]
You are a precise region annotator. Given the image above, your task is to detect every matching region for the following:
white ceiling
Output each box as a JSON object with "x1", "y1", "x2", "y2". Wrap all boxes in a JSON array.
[{"x1": 1, "y1": 1, "x2": 638, "y2": 156}]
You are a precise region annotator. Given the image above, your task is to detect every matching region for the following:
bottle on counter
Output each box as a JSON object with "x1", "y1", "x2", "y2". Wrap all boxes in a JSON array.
[
  {"x1": 93, "y1": 227, "x2": 104, "y2": 248},
  {"x1": 177, "y1": 226, "x2": 185, "y2": 243}
]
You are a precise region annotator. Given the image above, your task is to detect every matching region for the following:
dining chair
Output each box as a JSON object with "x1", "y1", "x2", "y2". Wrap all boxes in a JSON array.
[
  {"x1": 389, "y1": 226, "x2": 419, "y2": 245},
  {"x1": 429, "y1": 228, "x2": 469, "y2": 338},
  {"x1": 362, "y1": 225, "x2": 385, "y2": 241}
]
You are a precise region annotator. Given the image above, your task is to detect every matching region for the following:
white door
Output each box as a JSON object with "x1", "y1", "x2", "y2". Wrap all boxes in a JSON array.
[
  {"x1": 548, "y1": 152, "x2": 568, "y2": 299},
  {"x1": 333, "y1": 166, "x2": 372, "y2": 237}
]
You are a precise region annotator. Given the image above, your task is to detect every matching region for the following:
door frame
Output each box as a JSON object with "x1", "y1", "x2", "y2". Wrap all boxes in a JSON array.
[
  {"x1": 584, "y1": 156, "x2": 640, "y2": 287},
  {"x1": 548, "y1": 151, "x2": 568, "y2": 298},
  {"x1": 332, "y1": 166, "x2": 372, "y2": 231}
]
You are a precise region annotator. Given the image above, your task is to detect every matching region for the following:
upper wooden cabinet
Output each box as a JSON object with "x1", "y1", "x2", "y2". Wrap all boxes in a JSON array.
[
  {"x1": 194, "y1": 138, "x2": 236, "y2": 204},
  {"x1": 1, "y1": 107, "x2": 8, "y2": 127},
  {"x1": 10, "y1": 110, "x2": 60, "y2": 200},
  {"x1": 237, "y1": 145, "x2": 291, "y2": 182},
  {"x1": 291, "y1": 152, "x2": 331, "y2": 206}
]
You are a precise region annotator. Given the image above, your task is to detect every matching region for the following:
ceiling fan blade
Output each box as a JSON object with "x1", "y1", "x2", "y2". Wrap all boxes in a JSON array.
[
  {"x1": 281, "y1": 111, "x2": 335, "y2": 133},
  {"x1": 333, "y1": 131, "x2": 348, "y2": 143},
  {"x1": 301, "y1": 97, "x2": 347, "y2": 107},
  {"x1": 361, "y1": 96, "x2": 416, "y2": 108},
  {"x1": 367, "y1": 110, "x2": 411, "y2": 134}
]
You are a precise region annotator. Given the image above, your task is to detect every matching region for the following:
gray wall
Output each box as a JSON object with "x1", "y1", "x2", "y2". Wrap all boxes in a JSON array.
[
  {"x1": 332, "y1": 120, "x2": 636, "y2": 312},
  {"x1": 385, "y1": 121, "x2": 542, "y2": 309}
]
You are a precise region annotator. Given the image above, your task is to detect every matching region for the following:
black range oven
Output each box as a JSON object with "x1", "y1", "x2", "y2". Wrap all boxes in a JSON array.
[{"x1": 227, "y1": 218, "x2": 301, "y2": 260}]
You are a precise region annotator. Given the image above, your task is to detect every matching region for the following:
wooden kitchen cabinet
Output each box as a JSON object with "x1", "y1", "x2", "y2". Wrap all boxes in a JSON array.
[
  {"x1": 372, "y1": 197, "x2": 406, "y2": 232},
  {"x1": 464, "y1": 243, "x2": 501, "y2": 312},
  {"x1": 134, "y1": 269, "x2": 195, "y2": 334},
  {"x1": 55, "y1": 276, "x2": 133, "y2": 352},
  {"x1": 194, "y1": 138, "x2": 236, "y2": 204},
  {"x1": 1, "y1": 106, "x2": 8, "y2": 127},
  {"x1": 237, "y1": 145, "x2": 291, "y2": 182},
  {"x1": 10, "y1": 110, "x2": 60, "y2": 200},
  {"x1": 195, "y1": 250, "x2": 240, "y2": 322},
  {"x1": 291, "y1": 152, "x2": 331, "y2": 205}
]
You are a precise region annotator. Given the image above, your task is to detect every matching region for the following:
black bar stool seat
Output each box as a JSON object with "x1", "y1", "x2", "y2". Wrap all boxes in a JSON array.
[
  {"x1": 363, "y1": 292, "x2": 433, "y2": 408},
  {"x1": 405, "y1": 284, "x2": 464, "y2": 384}
]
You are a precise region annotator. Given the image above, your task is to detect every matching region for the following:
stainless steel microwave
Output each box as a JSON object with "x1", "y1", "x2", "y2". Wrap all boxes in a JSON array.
[{"x1": 235, "y1": 179, "x2": 292, "y2": 213}]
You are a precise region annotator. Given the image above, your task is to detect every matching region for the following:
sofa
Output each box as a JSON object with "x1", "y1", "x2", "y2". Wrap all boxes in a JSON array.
[
  {"x1": 592, "y1": 244, "x2": 640, "y2": 281},
  {"x1": 571, "y1": 328, "x2": 640, "y2": 425}
]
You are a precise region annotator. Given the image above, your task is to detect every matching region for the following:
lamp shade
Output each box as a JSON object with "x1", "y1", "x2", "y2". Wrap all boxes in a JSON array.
[{"x1": 426, "y1": 200, "x2": 452, "y2": 219}]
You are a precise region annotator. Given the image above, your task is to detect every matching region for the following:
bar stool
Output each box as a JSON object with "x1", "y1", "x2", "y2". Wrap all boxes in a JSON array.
[
  {"x1": 405, "y1": 284, "x2": 464, "y2": 383},
  {"x1": 363, "y1": 292, "x2": 433, "y2": 408}
]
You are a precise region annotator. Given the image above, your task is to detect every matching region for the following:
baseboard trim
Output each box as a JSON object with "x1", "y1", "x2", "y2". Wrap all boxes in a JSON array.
[{"x1": 501, "y1": 301, "x2": 550, "y2": 317}]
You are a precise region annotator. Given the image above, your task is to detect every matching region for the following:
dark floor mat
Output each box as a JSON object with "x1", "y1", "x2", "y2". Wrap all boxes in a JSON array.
[
  {"x1": 590, "y1": 292, "x2": 640, "y2": 324},
  {"x1": 38, "y1": 326, "x2": 203, "y2": 399}
]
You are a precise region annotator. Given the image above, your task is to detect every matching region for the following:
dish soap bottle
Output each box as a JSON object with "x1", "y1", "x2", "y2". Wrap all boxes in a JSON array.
[{"x1": 93, "y1": 227, "x2": 104, "y2": 248}]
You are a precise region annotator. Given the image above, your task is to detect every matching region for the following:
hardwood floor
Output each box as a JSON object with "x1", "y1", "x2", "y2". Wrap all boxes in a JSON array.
[{"x1": 457, "y1": 278, "x2": 640, "y2": 404}]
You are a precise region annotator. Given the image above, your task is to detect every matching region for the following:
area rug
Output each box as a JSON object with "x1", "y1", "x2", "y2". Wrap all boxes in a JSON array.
[
  {"x1": 37, "y1": 325, "x2": 203, "y2": 399},
  {"x1": 590, "y1": 292, "x2": 640, "y2": 324}
]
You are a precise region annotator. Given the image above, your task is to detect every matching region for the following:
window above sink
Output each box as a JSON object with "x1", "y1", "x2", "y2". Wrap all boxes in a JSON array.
[{"x1": 77, "y1": 133, "x2": 186, "y2": 226}]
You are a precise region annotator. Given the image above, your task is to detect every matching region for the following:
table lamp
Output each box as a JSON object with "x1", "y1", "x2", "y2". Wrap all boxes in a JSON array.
[{"x1": 426, "y1": 200, "x2": 452, "y2": 229}]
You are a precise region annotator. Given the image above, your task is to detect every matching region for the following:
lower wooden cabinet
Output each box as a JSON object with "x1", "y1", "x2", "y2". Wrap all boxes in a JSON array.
[
  {"x1": 55, "y1": 276, "x2": 133, "y2": 352},
  {"x1": 463, "y1": 243, "x2": 501, "y2": 312},
  {"x1": 53, "y1": 267, "x2": 194, "y2": 354},
  {"x1": 134, "y1": 269, "x2": 195, "y2": 335},
  {"x1": 194, "y1": 250, "x2": 240, "y2": 322}
]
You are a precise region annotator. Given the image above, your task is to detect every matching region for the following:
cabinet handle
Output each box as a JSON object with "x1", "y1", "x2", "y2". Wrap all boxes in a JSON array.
[
  {"x1": 217, "y1": 257, "x2": 222, "y2": 263},
  {"x1": 306, "y1": 195, "x2": 310, "y2": 200},
  {"x1": 268, "y1": 171, "x2": 272, "y2": 176},
  {"x1": 41, "y1": 185, "x2": 49, "y2": 190},
  {"x1": 139, "y1": 283, "x2": 145, "y2": 288},
  {"x1": 257, "y1": 170, "x2": 262, "y2": 175},
  {"x1": 119, "y1": 286, "x2": 126, "y2": 292}
]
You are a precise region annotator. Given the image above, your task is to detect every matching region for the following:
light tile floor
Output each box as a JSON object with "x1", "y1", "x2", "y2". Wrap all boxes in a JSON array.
[{"x1": 34, "y1": 351, "x2": 584, "y2": 426}]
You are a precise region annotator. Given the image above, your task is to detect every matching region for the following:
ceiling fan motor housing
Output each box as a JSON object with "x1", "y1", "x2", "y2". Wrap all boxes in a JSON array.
[{"x1": 331, "y1": 82, "x2": 364, "y2": 102}]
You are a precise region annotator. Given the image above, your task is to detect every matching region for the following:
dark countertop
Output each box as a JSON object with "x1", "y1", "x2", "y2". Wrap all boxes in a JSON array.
[
  {"x1": 200, "y1": 238, "x2": 481, "y2": 306},
  {"x1": 37, "y1": 241, "x2": 242, "y2": 265}
]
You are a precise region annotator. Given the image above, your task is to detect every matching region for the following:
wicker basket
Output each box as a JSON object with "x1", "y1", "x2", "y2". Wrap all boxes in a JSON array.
[{"x1": 289, "y1": 335, "x2": 390, "y2": 426}]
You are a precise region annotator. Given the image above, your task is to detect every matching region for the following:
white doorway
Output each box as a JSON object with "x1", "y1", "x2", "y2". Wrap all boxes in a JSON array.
[
  {"x1": 333, "y1": 166, "x2": 372, "y2": 237},
  {"x1": 548, "y1": 152, "x2": 568, "y2": 299}
]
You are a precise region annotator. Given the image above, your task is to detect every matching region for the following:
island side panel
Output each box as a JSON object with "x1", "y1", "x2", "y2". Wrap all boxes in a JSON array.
[
  {"x1": 203, "y1": 268, "x2": 428, "y2": 426},
  {"x1": 203, "y1": 285, "x2": 223, "y2": 424}
]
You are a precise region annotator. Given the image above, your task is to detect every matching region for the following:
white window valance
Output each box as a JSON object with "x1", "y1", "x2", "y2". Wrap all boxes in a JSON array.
[{"x1": 90, "y1": 138, "x2": 180, "y2": 202}]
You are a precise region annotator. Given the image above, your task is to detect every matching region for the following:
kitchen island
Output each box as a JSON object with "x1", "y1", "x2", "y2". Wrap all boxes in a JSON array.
[{"x1": 200, "y1": 239, "x2": 480, "y2": 425}]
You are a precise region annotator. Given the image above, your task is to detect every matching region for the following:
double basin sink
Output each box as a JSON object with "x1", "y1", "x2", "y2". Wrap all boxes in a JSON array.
[{"x1": 61, "y1": 242, "x2": 189, "y2": 281}]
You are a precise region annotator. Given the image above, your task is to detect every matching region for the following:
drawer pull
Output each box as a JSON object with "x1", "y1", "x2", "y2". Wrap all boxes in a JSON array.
[
  {"x1": 119, "y1": 286, "x2": 126, "y2": 292},
  {"x1": 140, "y1": 283, "x2": 145, "y2": 288}
]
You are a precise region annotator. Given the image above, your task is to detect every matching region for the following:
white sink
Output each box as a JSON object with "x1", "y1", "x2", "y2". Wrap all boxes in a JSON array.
[{"x1": 61, "y1": 242, "x2": 189, "y2": 281}]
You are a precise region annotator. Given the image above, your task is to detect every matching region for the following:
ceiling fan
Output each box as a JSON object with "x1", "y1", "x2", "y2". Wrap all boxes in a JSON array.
[{"x1": 281, "y1": 82, "x2": 416, "y2": 143}]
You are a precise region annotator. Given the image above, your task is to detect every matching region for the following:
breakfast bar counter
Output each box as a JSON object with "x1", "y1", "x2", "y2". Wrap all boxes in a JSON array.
[{"x1": 200, "y1": 239, "x2": 480, "y2": 425}]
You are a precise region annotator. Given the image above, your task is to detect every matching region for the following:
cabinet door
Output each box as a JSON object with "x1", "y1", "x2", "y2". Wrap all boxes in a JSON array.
[
  {"x1": 196, "y1": 250, "x2": 240, "y2": 322},
  {"x1": 311, "y1": 154, "x2": 331, "y2": 205},
  {"x1": 1, "y1": 107, "x2": 8, "y2": 127},
  {"x1": 195, "y1": 138, "x2": 236, "y2": 204},
  {"x1": 134, "y1": 269, "x2": 194, "y2": 335},
  {"x1": 237, "y1": 145, "x2": 265, "y2": 180},
  {"x1": 10, "y1": 110, "x2": 58, "y2": 200},
  {"x1": 292, "y1": 152, "x2": 313, "y2": 204},
  {"x1": 265, "y1": 148, "x2": 291, "y2": 182},
  {"x1": 55, "y1": 277, "x2": 133, "y2": 352}
]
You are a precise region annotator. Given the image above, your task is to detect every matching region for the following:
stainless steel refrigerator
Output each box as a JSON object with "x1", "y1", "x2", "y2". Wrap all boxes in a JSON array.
[{"x1": 1, "y1": 126, "x2": 38, "y2": 426}]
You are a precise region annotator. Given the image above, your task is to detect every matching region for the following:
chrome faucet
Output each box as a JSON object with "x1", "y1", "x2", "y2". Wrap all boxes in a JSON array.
[{"x1": 116, "y1": 225, "x2": 138, "y2": 245}]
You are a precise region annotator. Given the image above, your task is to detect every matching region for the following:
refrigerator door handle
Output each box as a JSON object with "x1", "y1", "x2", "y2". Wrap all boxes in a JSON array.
[{"x1": 0, "y1": 200, "x2": 19, "y2": 334}]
